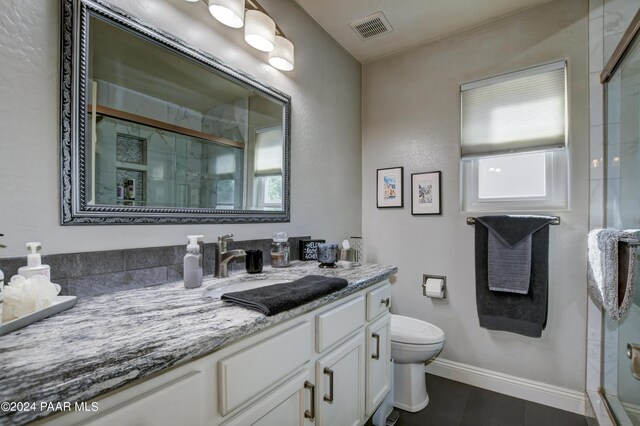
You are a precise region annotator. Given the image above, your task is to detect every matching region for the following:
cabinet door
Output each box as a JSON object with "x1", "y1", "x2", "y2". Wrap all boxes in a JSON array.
[
  {"x1": 223, "y1": 369, "x2": 315, "y2": 426},
  {"x1": 316, "y1": 333, "x2": 365, "y2": 426},
  {"x1": 366, "y1": 313, "x2": 391, "y2": 416}
]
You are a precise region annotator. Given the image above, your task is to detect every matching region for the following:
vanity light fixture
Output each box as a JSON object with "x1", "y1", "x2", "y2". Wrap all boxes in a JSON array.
[
  {"x1": 269, "y1": 36, "x2": 294, "y2": 71},
  {"x1": 188, "y1": 0, "x2": 294, "y2": 71},
  {"x1": 244, "y1": 9, "x2": 276, "y2": 52},
  {"x1": 208, "y1": 0, "x2": 245, "y2": 28}
]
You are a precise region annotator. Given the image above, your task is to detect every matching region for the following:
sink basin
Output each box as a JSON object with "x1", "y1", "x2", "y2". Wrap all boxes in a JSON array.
[{"x1": 205, "y1": 279, "x2": 292, "y2": 299}]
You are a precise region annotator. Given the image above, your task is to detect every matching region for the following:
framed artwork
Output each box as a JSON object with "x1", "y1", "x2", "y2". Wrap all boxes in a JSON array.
[
  {"x1": 411, "y1": 171, "x2": 442, "y2": 215},
  {"x1": 377, "y1": 167, "x2": 404, "y2": 208}
]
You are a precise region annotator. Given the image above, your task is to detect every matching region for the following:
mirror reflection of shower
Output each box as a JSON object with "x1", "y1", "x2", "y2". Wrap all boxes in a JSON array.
[{"x1": 85, "y1": 15, "x2": 284, "y2": 212}]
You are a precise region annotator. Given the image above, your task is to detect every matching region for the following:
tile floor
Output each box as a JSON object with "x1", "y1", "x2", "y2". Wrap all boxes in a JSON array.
[{"x1": 393, "y1": 374, "x2": 589, "y2": 426}]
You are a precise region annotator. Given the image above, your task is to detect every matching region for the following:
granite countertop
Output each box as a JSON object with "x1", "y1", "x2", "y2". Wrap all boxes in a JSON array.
[{"x1": 0, "y1": 261, "x2": 397, "y2": 425}]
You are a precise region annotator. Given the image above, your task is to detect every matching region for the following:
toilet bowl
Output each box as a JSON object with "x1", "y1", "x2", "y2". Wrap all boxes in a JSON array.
[{"x1": 390, "y1": 314, "x2": 445, "y2": 412}]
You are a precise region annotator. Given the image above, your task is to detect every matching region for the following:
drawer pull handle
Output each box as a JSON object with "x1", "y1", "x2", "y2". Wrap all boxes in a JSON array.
[
  {"x1": 304, "y1": 381, "x2": 315, "y2": 420},
  {"x1": 372, "y1": 332, "x2": 380, "y2": 360},
  {"x1": 380, "y1": 298, "x2": 390, "y2": 308},
  {"x1": 323, "y1": 367, "x2": 334, "y2": 403}
]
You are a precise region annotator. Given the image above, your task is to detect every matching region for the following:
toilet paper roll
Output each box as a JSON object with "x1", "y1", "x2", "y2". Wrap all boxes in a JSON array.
[{"x1": 424, "y1": 278, "x2": 445, "y2": 298}]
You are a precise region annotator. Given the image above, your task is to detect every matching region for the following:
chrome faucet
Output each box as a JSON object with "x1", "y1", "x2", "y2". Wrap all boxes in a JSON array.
[{"x1": 214, "y1": 234, "x2": 246, "y2": 278}]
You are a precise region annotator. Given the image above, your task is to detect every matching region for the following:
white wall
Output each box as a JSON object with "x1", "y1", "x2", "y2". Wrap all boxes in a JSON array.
[
  {"x1": 362, "y1": 0, "x2": 589, "y2": 392},
  {"x1": 0, "y1": 0, "x2": 362, "y2": 256}
]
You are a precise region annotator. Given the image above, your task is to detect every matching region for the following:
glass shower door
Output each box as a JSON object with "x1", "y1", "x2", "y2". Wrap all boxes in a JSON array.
[{"x1": 603, "y1": 19, "x2": 640, "y2": 426}]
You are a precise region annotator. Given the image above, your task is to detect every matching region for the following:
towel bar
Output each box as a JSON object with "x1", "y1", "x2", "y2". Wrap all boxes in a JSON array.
[
  {"x1": 466, "y1": 216, "x2": 561, "y2": 226},
  {"x1": 620, "y1": 238, "x2": 640, "y2": 247}
]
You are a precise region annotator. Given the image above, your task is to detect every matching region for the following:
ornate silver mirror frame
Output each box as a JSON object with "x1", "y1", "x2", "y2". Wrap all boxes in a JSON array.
[{"x1": 60, "y1": 0, "x2": 291, "y2": 224}]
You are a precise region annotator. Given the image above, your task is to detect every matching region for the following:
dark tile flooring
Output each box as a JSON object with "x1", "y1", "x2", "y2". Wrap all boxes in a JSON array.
[{"x1": 394, "y1": 374, "x2": 589, "y2": 426}]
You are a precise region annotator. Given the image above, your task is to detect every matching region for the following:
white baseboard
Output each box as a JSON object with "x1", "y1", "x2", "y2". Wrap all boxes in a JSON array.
[
  {"x1": 425, "y1": 358, "x2": 587, "y2": 415},
  {"x1": 622, "y1": 401, "x2": 640, "y2": 420}
]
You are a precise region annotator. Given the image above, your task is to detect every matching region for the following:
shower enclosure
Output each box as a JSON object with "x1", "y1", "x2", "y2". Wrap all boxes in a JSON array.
[{"x1": 601, "y1": 9, "x2": 640, "y2": 426}]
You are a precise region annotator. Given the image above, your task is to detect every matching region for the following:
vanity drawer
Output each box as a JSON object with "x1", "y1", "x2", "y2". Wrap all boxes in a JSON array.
[
  {"x1": 218, "y1": 321, "x2": 312, "y2": 416},
  {"x1": 316, "y1": 296, "x2": 365, "y2": 353},
  {"x1": 367, "y1": 283, "x2": 391, "y2": 321},
  {"x1": 83, "y1": 371, "x2": 203, "y2": 426}
]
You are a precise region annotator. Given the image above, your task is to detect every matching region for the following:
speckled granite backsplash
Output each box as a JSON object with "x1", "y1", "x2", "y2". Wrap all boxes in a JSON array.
[{"x1": 0, "y1": 236, "x2": 310, "y2": 297}]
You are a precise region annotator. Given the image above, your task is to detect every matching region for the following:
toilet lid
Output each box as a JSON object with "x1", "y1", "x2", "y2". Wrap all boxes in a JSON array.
[{"x1": 391, "y1": 315, "x2": 445, "y2": 345}]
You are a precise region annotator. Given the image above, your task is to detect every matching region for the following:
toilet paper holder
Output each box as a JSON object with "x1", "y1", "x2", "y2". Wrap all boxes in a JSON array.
[{"x1": 423, "y1": 274, "x2": 447, "y2": 299}]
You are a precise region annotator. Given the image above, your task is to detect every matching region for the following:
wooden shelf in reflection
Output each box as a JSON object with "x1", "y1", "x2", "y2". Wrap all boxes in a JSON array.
[{"x1": 87, "y1": 104, "x2": 245, "y2": 150}]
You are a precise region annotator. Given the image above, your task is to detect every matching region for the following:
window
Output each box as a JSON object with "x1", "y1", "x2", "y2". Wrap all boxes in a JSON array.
[
  {"x1": 253, "y1": 127, "x2": 283, "y2": 209},
  {"x1": 460, "y1": 61, "x2": 568, "y2": 211},
  {"x1": 254, "y1": 175, "x2": 282, "y2": 210}
]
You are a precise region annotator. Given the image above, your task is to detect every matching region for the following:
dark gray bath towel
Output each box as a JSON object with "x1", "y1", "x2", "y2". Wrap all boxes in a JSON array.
[
  {"x1": 475, "y1": 216, "x2": 553, "y2": 337},
  {"x1": 221, "y1": 275, "x2": 348, "y2": 316},
  {"x1": 476, "y1": 216, "x2": 555, "y2": 294}
]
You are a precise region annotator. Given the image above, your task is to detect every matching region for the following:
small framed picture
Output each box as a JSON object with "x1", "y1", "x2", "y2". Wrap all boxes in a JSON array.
[
  {"x1": 377, "y1": 167, "x2": 404, "y2": 208},
  {"x1": 411, "y1": 171, "x2": 442, "y2": 215}
]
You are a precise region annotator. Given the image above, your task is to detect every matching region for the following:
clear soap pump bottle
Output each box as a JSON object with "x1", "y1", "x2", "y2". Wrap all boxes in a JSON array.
[{"x1": 184, "y1": 235, "x2": 204, "y2": 289}]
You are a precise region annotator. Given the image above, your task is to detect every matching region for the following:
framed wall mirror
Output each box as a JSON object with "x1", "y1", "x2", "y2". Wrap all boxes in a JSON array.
[{"x1": 61, "y1": 0, "x2": 291, "y2": 224}]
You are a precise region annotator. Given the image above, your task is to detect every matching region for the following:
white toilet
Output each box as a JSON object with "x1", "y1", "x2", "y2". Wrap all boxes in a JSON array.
[{"x1": 390, "y1": 314, "x2": 445, "y2": 412}]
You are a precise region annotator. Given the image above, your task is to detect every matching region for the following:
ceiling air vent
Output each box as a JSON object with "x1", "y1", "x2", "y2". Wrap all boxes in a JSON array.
[{"x1": 350, "y1": 12, "x2": 393, "y2": 40}]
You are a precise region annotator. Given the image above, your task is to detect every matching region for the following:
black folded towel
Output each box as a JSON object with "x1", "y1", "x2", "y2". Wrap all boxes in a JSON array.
[
  {"x1": 221, "y1": 275, "x2": 349, "y2": 316},
  {"x1": 475, "y1": 216, "x2": 552, "y2": 337}
]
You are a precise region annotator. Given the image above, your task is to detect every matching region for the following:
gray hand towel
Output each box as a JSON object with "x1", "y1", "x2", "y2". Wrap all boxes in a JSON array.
[
  {"x1": 475, "y1": 218, "x2": 552, "y2": 337},
  {"x1": 587, "y1": 229, "x2": 637, "y2": 321},
  {"x1": 221, "y1": 275, "x2": 348, "y2": 316},
  {"x1": 487, "y1": 232, "x2": 532, "y2": 294},
  {"x1": 476, "y1": 216, "x2": 555, "y2": 294}
]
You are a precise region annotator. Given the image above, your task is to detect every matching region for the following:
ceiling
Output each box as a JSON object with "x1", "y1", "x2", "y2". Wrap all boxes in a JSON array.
[{"x1": 292, "y1": 0, "x2": 553, "y2": 63}]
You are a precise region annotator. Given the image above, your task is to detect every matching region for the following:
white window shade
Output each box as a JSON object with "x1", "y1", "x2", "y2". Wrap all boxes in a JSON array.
[
  {"x1": 461, "y1": 61, "x2": 567, "y2": 157},
  {"x1": 254, "y1": 127, "x2": 282, "y2": 176}
]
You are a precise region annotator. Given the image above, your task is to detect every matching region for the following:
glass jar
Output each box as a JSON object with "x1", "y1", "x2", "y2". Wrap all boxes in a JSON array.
[
  {"x1": 270, "y1": 241, "x2": 290, "y2": 267},
  {"x1": 350, "y1": 236, "x2": 363, "y2": 266}
]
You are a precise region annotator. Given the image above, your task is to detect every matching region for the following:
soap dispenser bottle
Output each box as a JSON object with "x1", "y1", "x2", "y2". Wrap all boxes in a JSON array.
[
  {"x1": 18, "y1": 242, "x2": 51, "y2": 279},
  {"x1": 184, "y1": 235, "x2": 204, "y2": 289}
]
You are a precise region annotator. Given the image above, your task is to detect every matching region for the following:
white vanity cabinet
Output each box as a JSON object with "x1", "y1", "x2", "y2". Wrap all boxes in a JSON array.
[{"x1": 48, "y1": 280, "x2": 392, "y2": 426}]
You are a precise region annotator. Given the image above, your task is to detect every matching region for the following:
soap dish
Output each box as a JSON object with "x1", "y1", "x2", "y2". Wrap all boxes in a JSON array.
[{"x1": 0, "y1": 296, "x2": 77, "y2": 337}]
